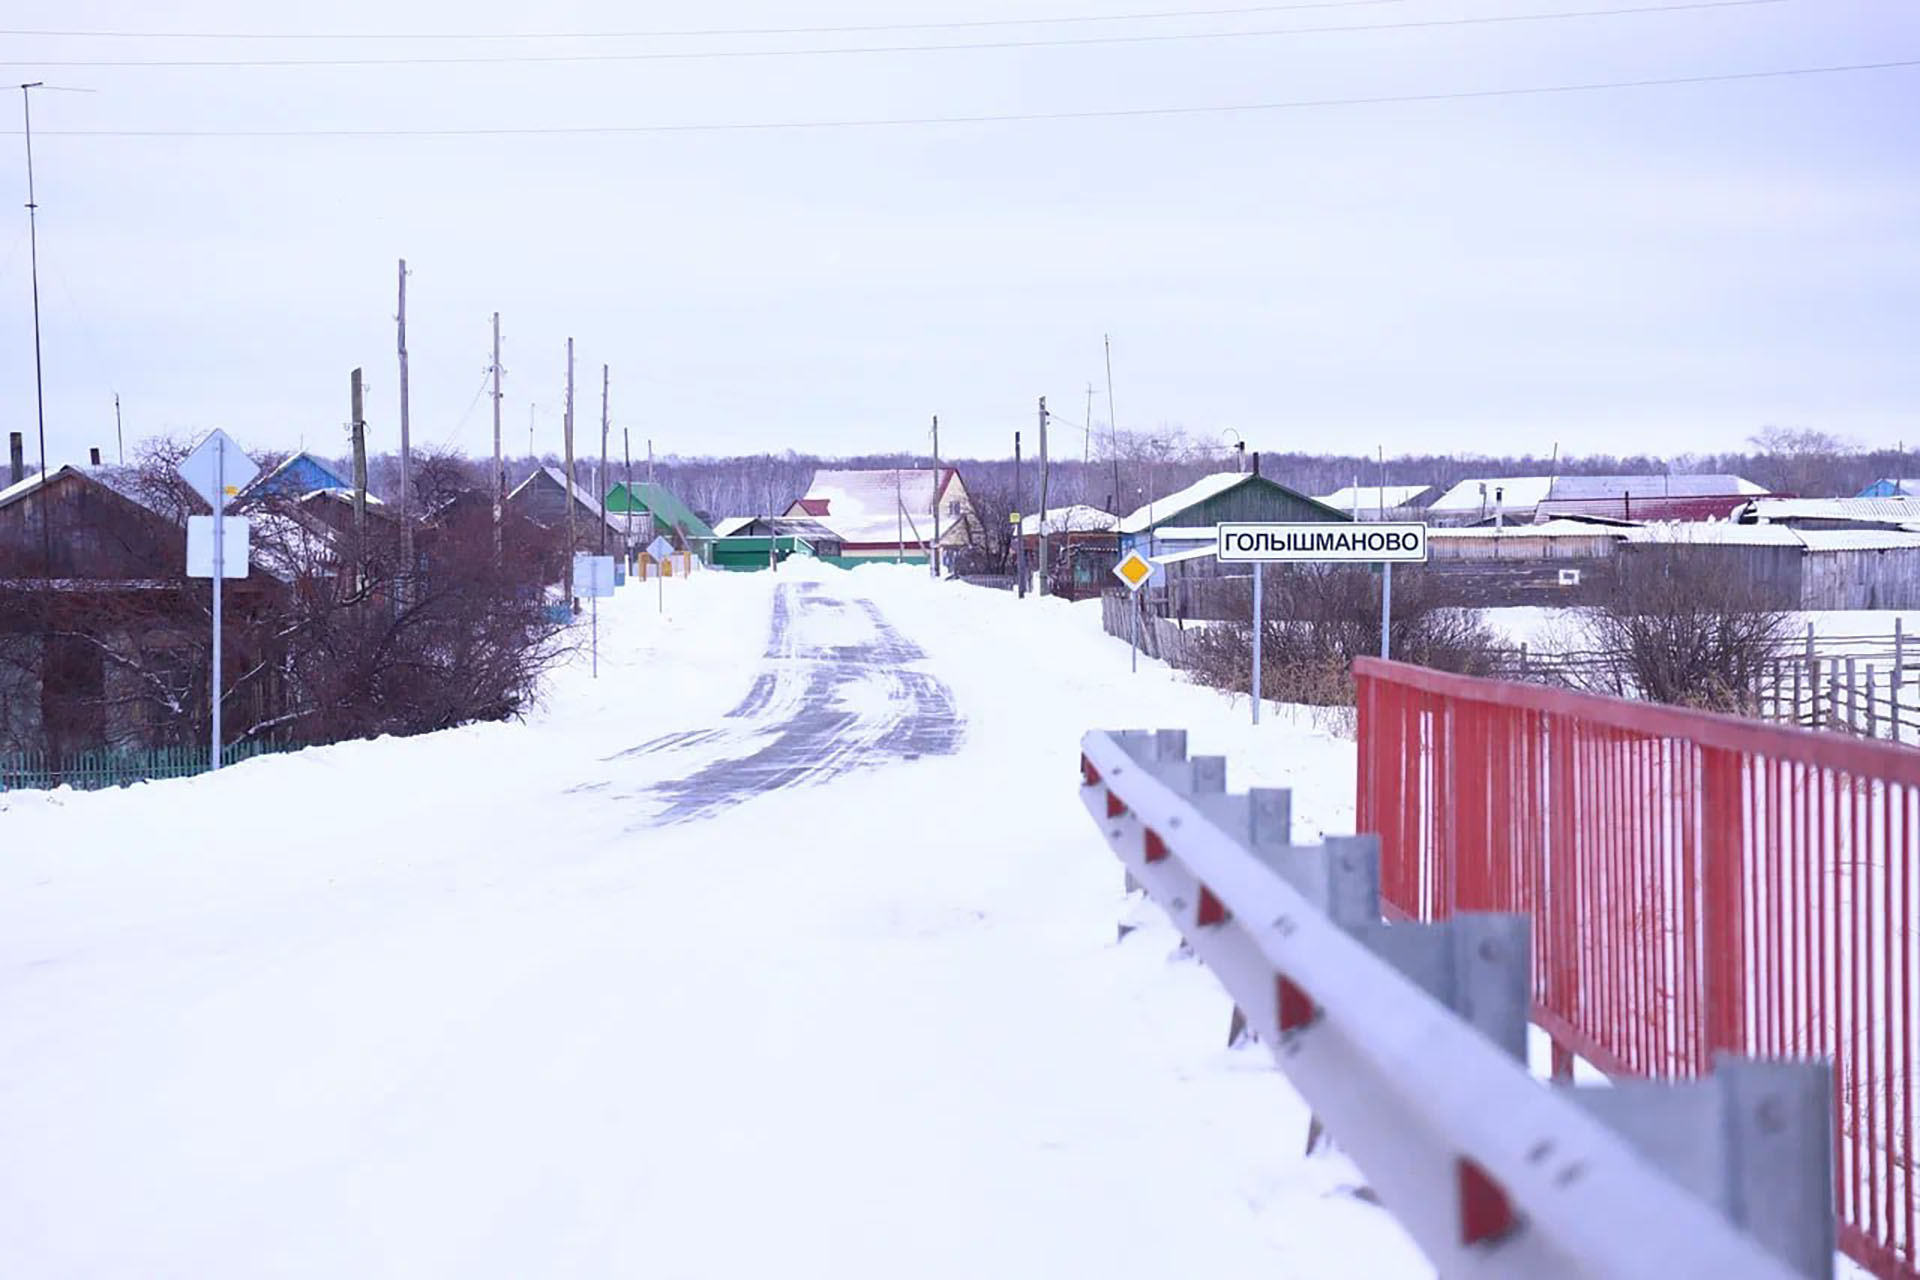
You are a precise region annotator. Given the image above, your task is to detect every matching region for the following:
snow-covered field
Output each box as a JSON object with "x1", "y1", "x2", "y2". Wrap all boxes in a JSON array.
[{"x1": 0, "y1": 563, "x2": 1425, "y2": 1279}]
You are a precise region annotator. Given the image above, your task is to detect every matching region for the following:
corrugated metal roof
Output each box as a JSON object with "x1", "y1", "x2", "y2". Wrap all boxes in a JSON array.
[
  {"x1": 1429, "y1": 519, "x2": 1628, "y2": 541},
  {"x1": 1430, "y1": 474, "x2": 1764, "y2": 513},
  {"x1": 1738, "y1": 496, "x2": 1920, "y2": 524}
]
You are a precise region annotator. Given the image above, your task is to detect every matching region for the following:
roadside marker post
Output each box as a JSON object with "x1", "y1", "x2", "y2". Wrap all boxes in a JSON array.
[
  {"x1": 647, "y1": 535, "x2": 674, "y2": 614},
  {"x1": 1111, "y1": 549, "x2": 1160, "y2": 674},
  {"x1": 1215, "y1": 522, "x2": 1429, "y2": 722},
  {"x1": 180, "y1": 429, "x2": 258, "y2": 770}
]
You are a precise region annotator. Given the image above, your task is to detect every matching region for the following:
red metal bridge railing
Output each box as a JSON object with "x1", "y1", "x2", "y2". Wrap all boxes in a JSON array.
[{"x1": 1355, "y1": 657, "x2": 1919, "y2": 1279}]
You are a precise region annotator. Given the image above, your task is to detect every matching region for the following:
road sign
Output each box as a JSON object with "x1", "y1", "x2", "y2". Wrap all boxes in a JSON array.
[
  {"x1": 186, "y1": 516, "x2": 251, "y2": 579},
  {"x1": 1112, "y1": 549, "x2": 1160, "y2": 593},
  {"x1": 573, "y1": 554, "x2": 617, "y2": 599},
  {"x1": 646, "y1": 535, "x2": 674, "y2": 561},
  {"x1": 1216, "y1": 522, "x2": 1429, "y2": 564},
  {"x1": 177, "y1": 429, "x2": 258, "y2": 512}
]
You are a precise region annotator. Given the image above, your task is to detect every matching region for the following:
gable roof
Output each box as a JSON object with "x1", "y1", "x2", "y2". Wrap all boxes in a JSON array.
[
  {"x1": 1117, "y1": 472, "x2": 1345, "y2": 533},
  {"x1": 240, "y1": 450, "x2": 350, "y2": 499},
  {"x1": 1430, "y1": 474, "x2": 1765, "y2": 514},
  {"x1": 792, "y1": 468, "x2": 963, "y2": 545},
  {"x1": 0, "y1": 466, "x2": 59, "y2": 511},
  {"x1": 605, "y1": 482, "x2": 716, "y2": 541},
  {"x1": 1019, "y1": 504, "x2": 1120, "y2": 537}
]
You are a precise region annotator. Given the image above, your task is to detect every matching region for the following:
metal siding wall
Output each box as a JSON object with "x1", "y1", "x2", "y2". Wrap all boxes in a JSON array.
[{"x1": 1184, "y1": 483, "x2": 1348, "y2": 528}]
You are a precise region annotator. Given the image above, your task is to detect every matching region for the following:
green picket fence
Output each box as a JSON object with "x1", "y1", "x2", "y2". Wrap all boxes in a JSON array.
[{"x1": 0, "y1": 740, "x2": 292, "y2": 793}]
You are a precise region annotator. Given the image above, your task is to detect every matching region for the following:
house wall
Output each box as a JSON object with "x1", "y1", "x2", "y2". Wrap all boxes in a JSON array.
[{"x1": 0, "y1": 476, "x2": 184, "y2": 579}]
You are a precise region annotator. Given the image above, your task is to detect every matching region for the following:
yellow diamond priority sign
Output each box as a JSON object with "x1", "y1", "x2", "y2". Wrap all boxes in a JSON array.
[{"x1": 1112, "y1": 549, "x2": 1156, "y2": 593}]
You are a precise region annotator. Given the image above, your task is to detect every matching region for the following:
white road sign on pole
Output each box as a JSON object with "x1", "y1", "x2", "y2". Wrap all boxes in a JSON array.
[
  {"x1": 1215, "y1": 522, "x2": 1429, "y2": 564},
  {"x1": 1215, "y1": 521, "x2": 1430, "y2": 721},
  {"x1": 187, "y1": 516, "x2": 251, "y2": 579},
  {"x1": 178, "y1": 429, "x2": 257, "y2": 773}
]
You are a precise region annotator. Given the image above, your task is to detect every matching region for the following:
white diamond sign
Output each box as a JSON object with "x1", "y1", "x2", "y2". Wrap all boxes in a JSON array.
[
  {"x1": 177, "y1": 428, "x2": 258, "y2": 512},
  {"x1": 646, "y1": 536, "x2": 675, "y2": 561}
]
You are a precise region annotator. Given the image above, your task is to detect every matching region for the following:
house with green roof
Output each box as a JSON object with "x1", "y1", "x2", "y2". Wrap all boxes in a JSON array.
[{"x1": 603, "y1": 482, "x2": 717, "y2": 557}]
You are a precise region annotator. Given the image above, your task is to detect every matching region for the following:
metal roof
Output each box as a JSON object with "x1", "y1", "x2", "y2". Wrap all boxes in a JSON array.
[{"x1": 1737, "y1": 496, "x2": 1920, "y2": 525}]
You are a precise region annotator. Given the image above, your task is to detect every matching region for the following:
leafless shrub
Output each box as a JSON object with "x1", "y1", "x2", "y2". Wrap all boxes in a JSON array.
[
  {"x1": 1181, "y1": 566, "x2": 1503, "y2": 706},
  {"x1": 1568, "y1": 545, "x2": 1793, "y2": 711}
]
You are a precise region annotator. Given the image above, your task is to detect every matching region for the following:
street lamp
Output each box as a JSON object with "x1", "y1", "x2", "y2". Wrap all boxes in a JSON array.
[{"x1": 1221, "y1": 428, "x2": 1246, "y2": 474}]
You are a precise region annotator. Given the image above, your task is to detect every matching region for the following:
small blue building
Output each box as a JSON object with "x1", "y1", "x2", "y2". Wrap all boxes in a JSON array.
[{"x1": 1857, "y1": 479, "x2": 1920, "y2": 499}]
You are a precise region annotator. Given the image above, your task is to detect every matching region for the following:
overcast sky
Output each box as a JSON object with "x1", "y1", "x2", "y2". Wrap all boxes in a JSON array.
[{"x1": 1, "y1": 0, "x2": 1915, "y2": 472}]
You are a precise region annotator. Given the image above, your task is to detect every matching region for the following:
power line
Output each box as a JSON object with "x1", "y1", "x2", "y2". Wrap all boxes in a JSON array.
[
  {"x1": 7, "y1": 1, "x2": 1792, "y2": 69},
  {"x1": 0, "y1": 1, "x2": 1412, "y2": 41},
  {"x1": 15, "y1": 57, "x2": 1913, "y2": 137}
]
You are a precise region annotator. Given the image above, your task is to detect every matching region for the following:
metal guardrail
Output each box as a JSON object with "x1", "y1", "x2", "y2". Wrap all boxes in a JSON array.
[{"x1": 1081, "y1": 727, "x2": 1837, "y2": 1280}]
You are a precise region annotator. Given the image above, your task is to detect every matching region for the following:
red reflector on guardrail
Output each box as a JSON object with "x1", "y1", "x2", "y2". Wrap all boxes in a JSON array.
[
  {"x1": 1081, "y1": 755, "x2": 1100, "y2": 786},
  {"x1": 1457, "y1": 1157, "x2": 1518, "y2": 1246},
  {"x1": 1105, "y1": 790, "x2": 1126, "y2": 818},
  {"x1": 1277, "y1": 975, "x2": 1316, "y2": 1032},
  {"x1": 1197, "y1": 885, "x2": 1229, "y2": 927},
  {"x1": 1144, "y1": 829, "x2": 1168, "y2": 863}
]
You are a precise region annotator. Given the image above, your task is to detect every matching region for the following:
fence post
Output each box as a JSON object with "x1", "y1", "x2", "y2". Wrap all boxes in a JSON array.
[
  {"x1": 1547, "y1": 712, "x2": 1579, "y2": 1081},
  {"x1": 1868, "y1": 664, "x2": 1880, "y2": 739},
  {"x1": 1701, "y1": 747, "x2": 1748, "y2": 1063},
  {"x1": 1791, "y1": 660, "x2": 1802, "y2": 727}
]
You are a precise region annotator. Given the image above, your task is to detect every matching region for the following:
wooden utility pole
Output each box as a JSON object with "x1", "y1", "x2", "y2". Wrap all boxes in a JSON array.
[
  {"x1": 624, "y1": 428, "x2": 634, "y2": 550},
  {"x1": 1014, "y1": 429, "x2": 1025, "y2": 598},
  {"x1": 350, "y1": 368, "x2": 368, "y2": 534},
  {"x1": 1084, "y1": 382, "x2": 1095, "y2": 465},
  {"x1": 1104, "y1": 334, "x2": 1121, "y2": 513},
  {"x1": 930, "y1": 414, "x2": 941, "y2": 580},
  {"x1": 895, "y1": 465, "x2": 903, "y2": 565},
  {"x1": 491, "y1": 311, "x2": 503, "y2": 556},
  {"x1": 563, "y1": 338, "x2": 576, "y2": 604},
  {"x1": 599, "y1": 364, "x2": 611, "y2": 555},
  {"x1": 1038, "y1": 396, "x2": 1050, "y2": 599},
  {"x1": 396, "y1": 260, "x2": 416, "y2": 601}
]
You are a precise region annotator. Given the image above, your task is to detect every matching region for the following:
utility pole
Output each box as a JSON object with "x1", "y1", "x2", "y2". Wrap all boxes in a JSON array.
[
  {"x1": 894, "y1": 464, "x2": 904, "y2": 564},
  {"x1": 20, "y1": 83, "x2": 51, "y2": 578},
  {"x1": 647, "y1": 437, "x2": 654, "y2": 486},
  {"x1": 113, "y1": 393, "x2": 123, "y2": 466},
  {"x1": 624, "y1": 428, "x2": 634, "y2": 552},
  {"x1": 350, "y1": 368, "x2": 368, "y2": 535},
  {"x1": 395, "y1": 259, "x2": 415, "y2": 597},
  {"x1": 528, "y1": 403, "x2": 535, "y2": 463},
  {"x1": 1037, "y1": 396, "x2": 1050, "y2": 599},
  {"x1": 1014, "y1": 429, "x2": 1025, "y2": 598},
  {"x1": 491, "y1": 311, "x2": 503, "y2": 557},
  {"x1": 563, "y1": 339, "x2": 576, "y2": 606},
  {"x1": 1104, "y1": 334, "x2": 1121, "y2": 516},
  {"x1": 1085, "y1": 382, "x2": 1095, "y2": 466},
  {"x1": 930, "y1": 414, "x2": 941, "y2": 580},
  {"x1": 599, "y1": 364, "x2": 610, "y2": 556}
]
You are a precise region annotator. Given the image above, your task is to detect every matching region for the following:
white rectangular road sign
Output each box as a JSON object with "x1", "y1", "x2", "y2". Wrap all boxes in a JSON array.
[
  {"x1": 186, "y1": 515, "x2": 250, "y2": 579},
  {"x1": 573, "y1": 553, "x2": 617, "y2": 599},
  {"x1": 1216, "y1": 522, "x2": 1429, "y2": 564},
  {"x1": 177, "y1": 429, "x2": 258, "y2": 512}
]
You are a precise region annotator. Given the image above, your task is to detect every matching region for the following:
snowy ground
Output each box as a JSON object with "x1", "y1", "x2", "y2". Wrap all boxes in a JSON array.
[{"x1": 0, "y1": 563, "x2": 1426, "y2": 1279}]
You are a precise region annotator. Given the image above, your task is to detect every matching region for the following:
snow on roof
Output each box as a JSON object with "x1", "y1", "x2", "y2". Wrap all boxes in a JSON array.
[
  {"x1": 1427, "y1": 476, "x2": 1556, "y2": 513},
  {"x1": 1550, "y1": 474, "x2": 1764, "y2": 500},
  {"x1": 1314, "y1": 484, "x2": 1434, "y2": 512},
  {"x1": 795, "y1": 468, "x2": 952, "y2": 545},
  {"x1": 1428, "y1": 519, "x2": 1631, "y2": 541},
  {"x1": 1019, "y1": 504, "x2": 1120, "y2": 536},
  {"x1": 1116, "y1": 473, "x2": 1253, "y2": 534},
  {"x1": 1621, "y1": 521, "x2": 1920, "y2": 550},
  {"x1": 713, "y1": 516, "x2": 755, "y2": 538},
  {"x1": 1150, "y1": 544, "x2": 1221, "y2": 566},
  {"x1": 1739, "y1": 496, "x2": 1920, "y2": 525},
  {"x1": 1429, "y1": 474, "x2": 1763, "y2": 514},
  {"x1": 0, "y1": 465, "x2": 63, "y2": 509}
]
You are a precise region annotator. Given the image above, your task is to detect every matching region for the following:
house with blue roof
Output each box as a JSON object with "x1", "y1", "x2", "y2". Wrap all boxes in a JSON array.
[{"x1": 241, "y1": 451, "x2": 352, "y2": 501}]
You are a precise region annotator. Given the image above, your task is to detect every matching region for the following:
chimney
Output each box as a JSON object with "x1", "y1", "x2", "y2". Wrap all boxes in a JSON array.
[
  {"x1": 7, "y1": 432, "x2": 21, "y2": 485},
  {"x1": 1252, "y1": 451, "x2": 1261, "y2": 477},
  {"x1": 89, "y1": 447, "x2": 102, "y2": 467}
]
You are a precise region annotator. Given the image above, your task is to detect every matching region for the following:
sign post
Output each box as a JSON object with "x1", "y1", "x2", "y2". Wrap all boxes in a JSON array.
[
  {"x1": 179, "y1": 429, "x2": 258, "y2": 771},
  {"x1": 647, "y1": 535, "x2": 674, "y2": 614},
  {"x1": 573, "y1": 553, "x2": 617, "y2": 677},
  {"x1": 1111, "y1": 548, "x2": 1161, "y2": 674},
  {"x1": 1216, "y1": 522, "x2": 1429, "y2": 722}
]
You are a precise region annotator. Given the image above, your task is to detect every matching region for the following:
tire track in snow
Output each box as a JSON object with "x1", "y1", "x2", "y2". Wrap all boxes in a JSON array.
[{"x1": 617, "y1": 581, "x2": 963, "y2": 825}]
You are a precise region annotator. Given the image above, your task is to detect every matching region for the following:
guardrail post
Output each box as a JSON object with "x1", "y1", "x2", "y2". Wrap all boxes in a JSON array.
[{"x1": 1565, "y1": 1058, "x2": 1835, "y2": 1279}]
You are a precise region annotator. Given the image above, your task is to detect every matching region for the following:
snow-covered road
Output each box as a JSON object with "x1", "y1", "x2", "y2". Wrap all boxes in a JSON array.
[{"x1": 0, "y1": 564, "x2": 1426, "y2": 1279}]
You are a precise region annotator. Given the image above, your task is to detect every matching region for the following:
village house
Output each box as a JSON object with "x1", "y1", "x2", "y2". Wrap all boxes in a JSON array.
[{"x1": 784, "y1": 467, "x2": 973, "y2": 564}]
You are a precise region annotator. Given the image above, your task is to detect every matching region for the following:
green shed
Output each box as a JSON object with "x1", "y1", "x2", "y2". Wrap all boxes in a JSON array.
[{"x1": 709, "y1": 535, "x2": 817, "y2": 572}]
